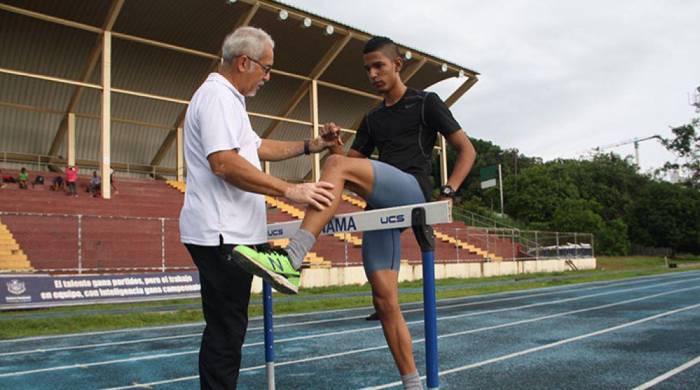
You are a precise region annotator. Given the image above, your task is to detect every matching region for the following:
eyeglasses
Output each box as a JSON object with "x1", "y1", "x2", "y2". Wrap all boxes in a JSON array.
[{"x1": 246, "y1": 56, "x2": 273, "y2": 75}]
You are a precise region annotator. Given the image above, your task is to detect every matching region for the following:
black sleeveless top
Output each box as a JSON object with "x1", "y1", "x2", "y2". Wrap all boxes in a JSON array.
[{"x1": 351, "y1": 88, "x2": 462, "y2": 201}]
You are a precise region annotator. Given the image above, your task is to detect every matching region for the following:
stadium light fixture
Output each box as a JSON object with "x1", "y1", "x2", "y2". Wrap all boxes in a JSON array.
[
  {"x1": 225, "y1": 0, "x2": 237, "y2": 4},
  {"x1": 458, "y1": 69, "x2": 465, "y2": 78},
  {"x1": 440, "y1": 63, "x2": 448, "y2": 73},
  {"x1": 302, "y1": 17, "x2": 312, "y2": 28},
  {"x1": 404, "y1": 51, "x2": 412, "y2": 60},
  {"x1": 324, "y1": 25, "x2": 334, "y2": 35},
  {"x1": 278, "y1": 10, "x2": 288, "y2": 21}
]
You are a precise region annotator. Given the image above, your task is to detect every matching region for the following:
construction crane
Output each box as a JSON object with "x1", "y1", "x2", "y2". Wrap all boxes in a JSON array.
[
  {"x1": 589, "y1": 135, "x2": 662, "y2": 167},
  {"x1": 690, "y1": 85, "x2": 700, "y2": 113}
]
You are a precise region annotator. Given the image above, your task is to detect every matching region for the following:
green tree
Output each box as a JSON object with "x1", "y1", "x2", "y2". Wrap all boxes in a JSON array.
[
  {"x1": 597, "y1": 218, "x2": 631, "y2": 256},
  {"x1": 627, "y1": 181, "x2": 700, "y2": 254},
  {"x1": 549, "y1": 198, "x2": 604, "y2": 233},
  {"x1": 661, "y1": 117, "x2": 700, "y2": 189},
  {"x1": 503, "y1": 161, "x2": 580, "y2": 224},
  {"x1": 568, "y1": 154, "x2": 646, "y2": 221}
]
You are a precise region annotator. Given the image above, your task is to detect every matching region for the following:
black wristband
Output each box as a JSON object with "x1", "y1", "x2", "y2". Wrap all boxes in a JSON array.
[
  {"x1": 303, "y1": 140, "x2": 310, "y2": 155},
  {"x1": 440, "y1": 185, "x2": 456, "y2": 198}
]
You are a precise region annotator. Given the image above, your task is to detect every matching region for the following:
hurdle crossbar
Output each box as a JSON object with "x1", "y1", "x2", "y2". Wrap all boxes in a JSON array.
[{"x1": 266, "y1": 200, "x2": 451, "y2": 239}]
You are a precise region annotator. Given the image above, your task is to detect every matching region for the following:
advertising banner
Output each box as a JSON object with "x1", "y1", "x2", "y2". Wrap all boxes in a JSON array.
[{"x1": 1, "y1": 272, "x2": 200, "y2": 310}]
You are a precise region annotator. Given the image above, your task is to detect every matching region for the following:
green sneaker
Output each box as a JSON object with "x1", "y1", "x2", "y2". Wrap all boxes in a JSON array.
[{"x1": 233, "y1": 245, "x2": 300, "y2": 294}]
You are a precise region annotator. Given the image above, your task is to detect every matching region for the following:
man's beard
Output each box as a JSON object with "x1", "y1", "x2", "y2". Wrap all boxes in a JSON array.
[{"x1": 246, "y1": 81, "x2": 265, "y2": 97}]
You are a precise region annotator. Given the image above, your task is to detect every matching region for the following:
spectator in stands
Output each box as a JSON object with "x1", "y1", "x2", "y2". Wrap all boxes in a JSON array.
[
  {"x1": 0, "y1": 169, "x2": 5, "y2": 189},
  {"x1": 18, "y1": 167, "x2": 29, "y2": 189},
  {"x1": 50, "y1": 176, "x2": 65, "y2": 192},
  {"x1": 110, "y1": 168, "x2": 118, "y2": 194},
  {"x1": 179, "y1": 27, "x2": 339, "y2": 389},
  {"x1": 66, "y1": 165, "x2": 78, "y2": 196},
  {"x1": 234, "y1": 36, "x2": 476, "y2": 390},
  {"x1": 1, "y1": 171, "x2": 16, "y2": 185},
  {"x1": 88, "y1": 171, "x2": 101, "y2": 197},
  {"x1": 31, "y1": 175, "x2": 44, "y2": 188}
]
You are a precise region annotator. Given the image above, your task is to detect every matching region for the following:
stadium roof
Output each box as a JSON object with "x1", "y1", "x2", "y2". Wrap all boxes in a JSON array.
[{"x1": 0, "y1": 0, "x2": 479, "y2": 181}]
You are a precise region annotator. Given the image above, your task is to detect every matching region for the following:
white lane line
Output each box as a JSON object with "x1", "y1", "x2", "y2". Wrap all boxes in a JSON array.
[
  {"x1": 0, "y1": 322, "x2": 203, "y2": 345},
  {"x1": 103, "y1": 375, "x2": 200, "y2": 390},
  {"x1": 412, "y1": 276, "x2": 700, "y2": 324},
  {"x1": 5, "y1": 274, "x2": 698, "y2": 358},
  {"x1": 366, "y1": 302, "x2": 700, "y2": 389},
  {"x1": 631, "y1": 355, "x2": 700, "y2": 390},
  {"x1": 0, "y1": 333, "x2": 201, "y2": 357},
  {"x1": 30, "y1": 283, "x2": 697, "y2": 388},
  {"x1": 3, "y1": 270, "x2": 696, "y2": 346},
  {"x1": 0, "y1": 350, "x2": 198, "y2": 378}
]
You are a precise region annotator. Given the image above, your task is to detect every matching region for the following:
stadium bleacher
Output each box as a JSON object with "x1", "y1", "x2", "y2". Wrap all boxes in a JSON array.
[{"x1": 0, "y1": 169, "x2": 520, "y2": 273}]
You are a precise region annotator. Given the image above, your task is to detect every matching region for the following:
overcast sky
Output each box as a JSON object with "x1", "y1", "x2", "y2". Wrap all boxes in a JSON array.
[{"x1": 284, "y1": 0, "x2": 700, "y2": 174}]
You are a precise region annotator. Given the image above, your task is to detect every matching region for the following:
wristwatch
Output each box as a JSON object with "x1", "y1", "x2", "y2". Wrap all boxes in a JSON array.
[{"x1": 439, "y1": 185, "x2": 456, "y2": 198}]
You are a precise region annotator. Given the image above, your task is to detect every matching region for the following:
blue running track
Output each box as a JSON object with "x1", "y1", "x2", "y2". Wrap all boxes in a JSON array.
[{"x1": 1, "y1": 270, "x2": 699, "y2": 389}]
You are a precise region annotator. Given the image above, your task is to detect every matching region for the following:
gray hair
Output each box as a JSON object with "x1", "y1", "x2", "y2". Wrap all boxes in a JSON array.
[{"x1": 221, "y1": 27, "x2": 274, "y2": 63}]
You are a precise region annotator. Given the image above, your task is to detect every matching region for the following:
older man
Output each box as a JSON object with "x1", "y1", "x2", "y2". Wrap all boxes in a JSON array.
[{"x1": 179, "y1": 27, "x2": 339, "y2": 389}]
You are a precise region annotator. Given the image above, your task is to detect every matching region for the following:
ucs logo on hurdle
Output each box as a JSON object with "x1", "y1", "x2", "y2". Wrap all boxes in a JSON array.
[
  {"x1": 380, "y1": 215, "x2": 405, "y2": 224},
  {"x1": 268, "y1": 228, "x2": 284, "y2": 237}
]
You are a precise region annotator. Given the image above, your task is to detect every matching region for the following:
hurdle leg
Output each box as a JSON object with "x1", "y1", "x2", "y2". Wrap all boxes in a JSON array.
[
  {"x1": 263, "y1": 281, "x2": 275, "y2": 390},
  {"x1": 412, "y1": 208, "x2": 439, "y2": 389}
]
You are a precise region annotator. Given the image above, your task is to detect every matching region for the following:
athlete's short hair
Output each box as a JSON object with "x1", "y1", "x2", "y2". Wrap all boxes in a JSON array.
[
  {"x1": 221, "y1": 27, "x2": 275, "y2": 64},
  {"x1": 363, "y1": 36, "x2": 401, "y2": 60}
]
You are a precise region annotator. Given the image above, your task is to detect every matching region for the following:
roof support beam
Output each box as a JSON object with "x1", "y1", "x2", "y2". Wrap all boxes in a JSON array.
[
  {"x1": 309, "y1": 80, "x2": 321, "y2": 181},
  {"x1": 47, "y1": 0, "x2": 125, "y2": 158},
  {"x1": 0, "y1": 3, "x2": 102, "y2": 33},
  {"x1": 261, "y1": 33, "x2": 352, "y2": 139},
  {"x1": 444, "y1": 75, "x2": 479, "y2": 108},
  {"x1": 401, "y1": 57, "x2": 427, "y2": 85},
  {"x1": 149, "y1": 2, "x2": 261, "y2": 167},
  {"x1": 0, "y1": 100, "x2": 174, "y2": 130},
  {"x1": 100, "y1": 30, "x2": 112, "y2": 199}
]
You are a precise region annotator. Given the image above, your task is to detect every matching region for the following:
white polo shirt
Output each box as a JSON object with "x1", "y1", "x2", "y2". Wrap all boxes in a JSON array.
[{"x1": 179, "y1": 73, "x2": 267, "y2": 246}]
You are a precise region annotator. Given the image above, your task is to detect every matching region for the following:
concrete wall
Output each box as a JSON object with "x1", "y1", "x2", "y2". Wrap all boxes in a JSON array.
[{"x1": 251, "y1": 257, "x2": 597, "y2": 293}]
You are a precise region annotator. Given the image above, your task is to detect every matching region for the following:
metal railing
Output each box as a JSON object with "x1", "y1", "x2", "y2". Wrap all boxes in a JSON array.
[
  {"x1": 451, "y1": 206, "x2": 594, "y2": 261},
  {"x1": 0, "y1": 151, "x2": 177, "y2": 179},
  {"x1": 0, "y1": 212, "x2": 595, "y2": 274},
  {"x1": 0, "y1": 212, "x2": 191, "y2": 274}
]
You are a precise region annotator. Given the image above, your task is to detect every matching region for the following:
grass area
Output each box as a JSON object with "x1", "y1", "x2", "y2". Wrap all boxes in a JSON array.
[
  {"x1": 597, "y1": 255, "x2": 700, "y2": 270},
  {"x1": 1, "y1": 256, "x2": 699, "y2": 340}
]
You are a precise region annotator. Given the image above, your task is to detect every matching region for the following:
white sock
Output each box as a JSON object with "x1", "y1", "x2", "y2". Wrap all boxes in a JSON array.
[
  {"x1": 286, "y1": 229, "x2": 316, "y2": 270},
  {"x1": 401, "y1": 371, "x2": 422, "y2": 390}
]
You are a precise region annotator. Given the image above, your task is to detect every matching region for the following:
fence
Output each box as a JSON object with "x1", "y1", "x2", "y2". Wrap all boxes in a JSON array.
[
  {"x1": 0, "y1": 212, "x2": 192, "y2": 273},
  {"x1": 441, "y1": 227, "x2": 594, "y2": 262},
  {"x1": 516, "y1": 230, "x2": 595, "y2": 260},
  {"x1": 0, "y1": 151, "x2": 176, "y2": 180},
  {"x1": 0, "y1": 212, "x2": 595, "y2": 273}
]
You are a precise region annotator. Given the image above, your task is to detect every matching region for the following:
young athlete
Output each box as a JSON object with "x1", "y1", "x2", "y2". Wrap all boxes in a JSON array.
[{"x1": 235, "y1": 36, "x2": 476, "y2": 389}]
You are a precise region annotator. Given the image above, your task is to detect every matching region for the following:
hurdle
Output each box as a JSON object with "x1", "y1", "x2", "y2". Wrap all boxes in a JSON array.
[{"x1": 262, "y1": 200, "x2": 452, "y2": 389}]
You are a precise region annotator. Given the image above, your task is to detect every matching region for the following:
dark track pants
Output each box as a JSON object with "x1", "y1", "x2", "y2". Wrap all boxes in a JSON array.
[{"x1": 185, "y1": 241, "x2": 260, "y2": 390}]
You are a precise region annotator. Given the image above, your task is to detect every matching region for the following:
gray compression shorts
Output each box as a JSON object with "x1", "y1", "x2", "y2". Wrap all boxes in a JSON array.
[{"x1": 362, "y1": 160, "x2": 426, "y2": 277}]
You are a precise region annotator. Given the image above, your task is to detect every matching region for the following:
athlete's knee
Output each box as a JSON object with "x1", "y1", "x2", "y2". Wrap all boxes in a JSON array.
[
  {"x1": 372, "y1": 291, "x2": 400, "y2": 318},
  {"x1": 322, "y1": 154, "x2": 346, "y2": 173}
]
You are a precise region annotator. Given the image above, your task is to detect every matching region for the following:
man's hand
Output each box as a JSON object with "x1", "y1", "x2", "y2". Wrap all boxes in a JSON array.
[
  {"x1": 284, "y1": 181, "x2": 335, "y2": 210},
  {"x1": 310, "y1": 122, "x2": 343, "y2": 152}
]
